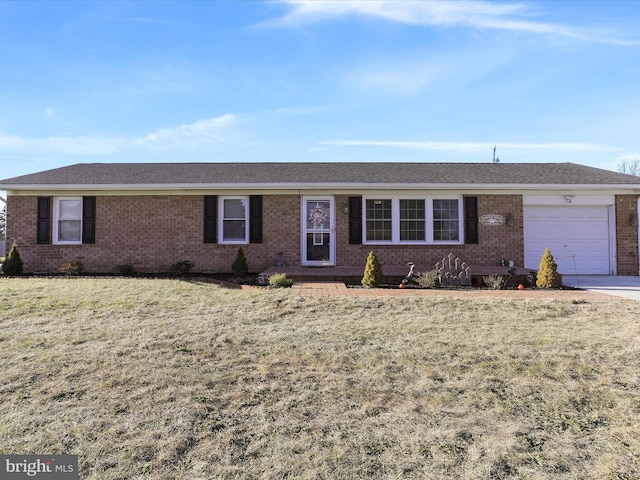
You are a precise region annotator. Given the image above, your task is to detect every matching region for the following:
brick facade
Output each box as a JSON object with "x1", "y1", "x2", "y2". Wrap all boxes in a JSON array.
[
  {"x1": 3, "y1": 193, "x2": 631, "y2": 275},
  {"x1": 616, "y1": 195, "x2": 639, "y2": 276},
  {"x1": 335, "y1": 194, "x2": 524, "y2": 269}
]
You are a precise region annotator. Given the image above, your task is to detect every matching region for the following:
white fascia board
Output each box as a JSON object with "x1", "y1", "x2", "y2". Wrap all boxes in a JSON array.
[{"x1": 3, "y1": 182, "x2": 640, "y2": 194}]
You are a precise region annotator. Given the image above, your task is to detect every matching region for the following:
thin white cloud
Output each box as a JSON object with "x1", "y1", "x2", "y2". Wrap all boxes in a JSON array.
[
  {"x1": 0, "y1": 114, "x2": 237, "y2": 156},
  {"x1": 136, "y1": 114, "x2": 236, "y2": 149},
  {"x1": 272, "y1": 0, "x2": 638, "y2": 45},
  {"x1": 617, "y1": 153, "x2": 640, "y2": 162},
  {"x1": 324, "y1": 140, "x2": 620, "y2": 153}
]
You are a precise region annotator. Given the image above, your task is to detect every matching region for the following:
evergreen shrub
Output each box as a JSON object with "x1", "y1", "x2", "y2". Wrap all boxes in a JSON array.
[
  {"x1": 536, "y1": 248, "x2": 562, "y2": 288},
  {"x1": 116, "y1": 263, "x2": 138, "y2": 277},
  {"x1": 231, "y1": 247, "x2": 249, "y2": 275},
  {"x1": 2, "y1": 242, "x2": 23, "y2": 276},
  {"x1": 169, "y1": 260, "x2": 194, "y2": 277},
  {"x1": 361, "y1": 251, "x2": 384, "y2": 288}
]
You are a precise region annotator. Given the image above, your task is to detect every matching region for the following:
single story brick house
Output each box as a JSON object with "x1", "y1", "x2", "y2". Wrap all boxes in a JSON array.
[{"x1": 1, "y1": 162, "x2": 640, "y2": 276}]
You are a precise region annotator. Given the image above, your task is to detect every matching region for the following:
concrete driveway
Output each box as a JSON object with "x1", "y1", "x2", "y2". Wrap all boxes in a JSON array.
[{"x1": 563, "y1": 275, "x2": 640, "y2": 301}]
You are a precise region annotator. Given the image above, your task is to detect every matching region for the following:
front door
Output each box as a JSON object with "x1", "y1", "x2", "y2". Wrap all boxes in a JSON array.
[{"x1": 302, "y1": 197, "x2": 335, "y2": 266}]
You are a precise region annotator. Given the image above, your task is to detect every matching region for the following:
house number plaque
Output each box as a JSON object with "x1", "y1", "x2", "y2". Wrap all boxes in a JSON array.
[{"x1": 479, "y1": 214, "x2": 506, "y2": 226}]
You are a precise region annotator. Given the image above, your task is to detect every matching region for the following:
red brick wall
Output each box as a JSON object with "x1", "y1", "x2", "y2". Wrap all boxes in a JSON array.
[
  {"x1": 6, "y1": 195, "x2": 301, "y2": 274},
  {"x1": 4, "y1": 193, "x2": 522, "y2": 274},
  {"x1": 616, "y1": 195, "x2": 639, "y2": 276}
]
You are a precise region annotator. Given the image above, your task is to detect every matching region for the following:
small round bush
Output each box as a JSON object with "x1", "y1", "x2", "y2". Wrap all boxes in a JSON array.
[
  {"x1": 58, "y1": 260, "x2": 84, "y2": 276},
  {"x1": 169, "y1": 260, "x2": 195, "y2": 277},
  {"x1": 268, "y1": 273, "x2": 293, "y2": 288},
  {"x1": 415, "y1": 270, "x2": 439, "y2": 288},
  {"x1": 116, "y1": 263, "x2": 138, "y2": 277}
]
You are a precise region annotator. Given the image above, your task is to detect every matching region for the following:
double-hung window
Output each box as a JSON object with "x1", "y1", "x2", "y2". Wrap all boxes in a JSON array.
[
  {"x1": 400, "y1": 199, "x2": 426, "y2": 241},
  {"x1": 364, "y1": 196, "x2": 462, "y2": 244},
  {"x1": 53, "y1": 197, "x2": 82, "y2": 245},
  {"x1": 365, "y1": 199, "x2": 392, "y2": 241},
  {"x1": 219, "y1": 196, "x2": 249, "y2": 243},
  {"x1": 433, "y1": 199, "x2": 460, "y2": 241}
]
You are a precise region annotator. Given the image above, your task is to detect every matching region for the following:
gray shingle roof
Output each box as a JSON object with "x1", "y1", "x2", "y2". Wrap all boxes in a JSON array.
[{"x1": 1, "y1": 162, "x2": 639, "y2": 187}]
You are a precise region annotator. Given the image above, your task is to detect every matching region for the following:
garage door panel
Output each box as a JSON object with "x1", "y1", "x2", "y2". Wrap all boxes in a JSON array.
[{"x1": 524, "y1": 207, "x2": 610, "y2": 275}]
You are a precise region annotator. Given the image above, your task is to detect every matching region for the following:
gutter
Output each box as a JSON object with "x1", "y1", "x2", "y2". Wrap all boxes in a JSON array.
[{"x1": 2, "y1": 182, "x2": 640, "y2": 192}]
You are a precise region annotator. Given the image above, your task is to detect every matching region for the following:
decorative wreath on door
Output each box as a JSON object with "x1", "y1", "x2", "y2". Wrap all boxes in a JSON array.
[{"x1": 308, "y1": 205, "x2": 329, "y2": 228}]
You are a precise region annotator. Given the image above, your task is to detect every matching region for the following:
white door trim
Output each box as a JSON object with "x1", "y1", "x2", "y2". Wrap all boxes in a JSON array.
[{"x1": 301, "y1": 196, "x2": 336, "y2": 266}]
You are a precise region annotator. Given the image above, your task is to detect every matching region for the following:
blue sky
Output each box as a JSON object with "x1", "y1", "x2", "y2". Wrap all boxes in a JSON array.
[{"x1": 1, "y1": 0, "x2": 640, "y2": 181}]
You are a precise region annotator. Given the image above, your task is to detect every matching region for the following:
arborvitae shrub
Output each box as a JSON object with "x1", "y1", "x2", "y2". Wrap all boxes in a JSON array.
[
  {"x1": 361, "y1": 251, "x2": 384, "y2": 287},
  {"x1": 231, "y1": 247, "x2": 249, "y2": 275},
  {"x1": 2, "y1": 242, "x2": 23, "y2": 276},
  {"x1": 536, "y1": 247, "x2": 562, "y2": 288}
]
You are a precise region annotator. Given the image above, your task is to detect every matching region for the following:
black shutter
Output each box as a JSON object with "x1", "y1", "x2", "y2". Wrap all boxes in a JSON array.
[
  {"x1": 82, "y1": 196, "x2": 96, "y2": 244},
  {"x1": 249, "y1": 195, "x2": 263, "y2": 244},
  {"x1": 36, "y1": 196, "x2": 51, "y2": 244},
  {"x1": 348, "y1": 196, "x2": 363, "y2": 244},
  {"x1": 204, "y1": 196, "x2": 217, "y2": 243},
  {"x1": 464, "y1": 196, "x2": 478, "y2": 244}
]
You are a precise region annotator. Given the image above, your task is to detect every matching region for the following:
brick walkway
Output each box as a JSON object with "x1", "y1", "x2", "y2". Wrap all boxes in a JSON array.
[{"x1": 288, "y1": 282, "x2": 616, "y2": 301}]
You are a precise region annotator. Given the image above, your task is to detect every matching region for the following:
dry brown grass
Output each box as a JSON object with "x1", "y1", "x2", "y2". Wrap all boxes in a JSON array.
[{"x1": 1, "y1": 277, "x2": 640, "y2": 479}]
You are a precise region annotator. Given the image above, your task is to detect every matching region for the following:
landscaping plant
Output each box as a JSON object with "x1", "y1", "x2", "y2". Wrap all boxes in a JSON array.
[
  {"x1": 58, "y1": 260, "x2": 84, "y2": 276},
  {"x1": 169, "y1": 260, "x2": 195, "y2": 277},
  {"x1": 483, "y1": 274, "x2": 505, "y2": 290},
  {"x1": 231, "y1": 247, "x2": 249, "y2": 275},
  {"x1": 415, "y1": 269, "x2": 439, "y2": 288},
  {"x1": 268, "y1": 272, "x2": 293, "y2": 288},
  {"x1": 536, "y1": 247, "x2": 563, "y2": 288},
  {"x1": 115, "y1": 263, "x2": 138, "y2": 277},
  {"x1": 361, "y1": 250, "x2": 384, "y2": 287},
  {"x1": 2, "y1": 241, "x2": 23, "y2": 276}
]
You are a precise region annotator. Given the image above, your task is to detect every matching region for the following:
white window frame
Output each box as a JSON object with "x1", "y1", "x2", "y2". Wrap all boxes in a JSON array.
[
  {"x1": 52, "y1": 197, "x2": 83, "y2": 245},
  {"x1": 218, "y1": 196, "x2": 249, "y2": 244},
  {"x1": 363, "y1": 195, "x2": 463, "y2": 245}
]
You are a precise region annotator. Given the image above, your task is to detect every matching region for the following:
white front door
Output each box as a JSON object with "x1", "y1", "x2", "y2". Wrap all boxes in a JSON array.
[{"x1": 302, "y1": 197, "x2": 335, "y2": 266}]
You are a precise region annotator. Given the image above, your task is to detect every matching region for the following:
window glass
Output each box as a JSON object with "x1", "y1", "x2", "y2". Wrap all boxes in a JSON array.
[
  {"x1": 222, "y1": 198, "x2": 247, "y2": 242},
  {"x1": 433, "y1": 199, "x2": 459, "y2": 241},
  {"x1": 362, "y1": 196, "x2": 462, "y2": 244},
  {"x1": 306, "y1": 201, "x2": 331, "y2": 230},
  {"x1": 56, "y1": 198, "x2": 82, "y2": 243},
  {"x1": 366, "y1": 199, "x2": 392, "y2": 241},
  {"x1": 400, "y1": 199, "x2": 425, "y2": 241}
]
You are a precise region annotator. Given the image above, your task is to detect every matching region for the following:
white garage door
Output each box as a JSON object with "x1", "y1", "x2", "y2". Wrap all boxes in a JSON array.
[{"x1": 524, "y1": 207, "x2": 611, "y2": 275}]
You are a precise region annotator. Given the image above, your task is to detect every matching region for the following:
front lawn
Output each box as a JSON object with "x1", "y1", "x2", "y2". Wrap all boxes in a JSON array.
[{"x1": 1, "y1": 278, "x2": 639, "y2": 479}]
